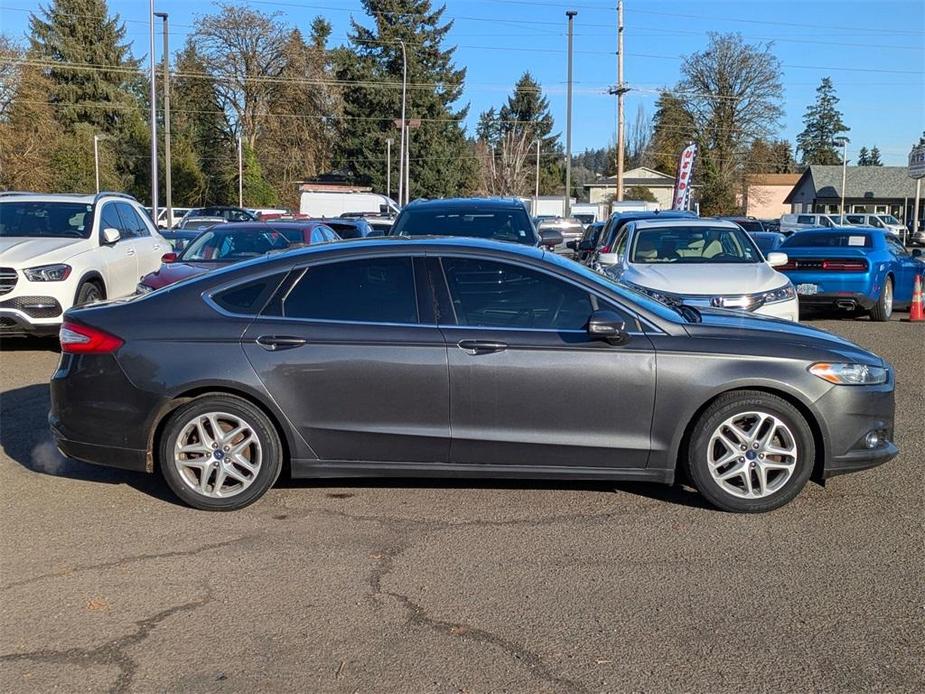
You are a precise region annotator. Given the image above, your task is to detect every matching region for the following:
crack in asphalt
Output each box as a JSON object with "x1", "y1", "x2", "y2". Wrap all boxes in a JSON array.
[
  {"x1": 0, "y1": 589, "x2": 212, "y2": 694},
  {"x1": 1, "y1": 536, "x2": 255, "y2": 591},
  {"x1": 348, "y1": 510, "x2": 591, "y2": 694}
]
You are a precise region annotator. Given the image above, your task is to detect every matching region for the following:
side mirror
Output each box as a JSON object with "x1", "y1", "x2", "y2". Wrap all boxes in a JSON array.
[
  {"x1": 538, "y1": 228, "x2": 563, "y2": 248},
  {"x1": 161, "y1": 252, "x2": 178, "y2": 263},
  {"x1": 911, "y1": 248, "x2": 922, "y2": 258},
  {"x1": 766, "y1": 251, "x2": 788, "y2": 268},
  {"x1": 566, "y1": 240, "x2": 578, "y2": 251},
  {"x1": 578, "y1": 239, "x2": 594, "y2": 251},
  {"x1": 102, "y1": 227, "x2": 121, "y2": 245},
  {"x1": 587, "y1": 309, "x2": 629, "y2": 345}
]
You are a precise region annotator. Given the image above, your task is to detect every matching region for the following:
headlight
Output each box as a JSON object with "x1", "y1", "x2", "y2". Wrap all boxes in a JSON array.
[
  {"x1": 23, "y1": 264, "x2": 71, "y2": 281},
  {"x1": 758, "y1": 283, "x2": 796, "y2": 304},
  {"x1": 135, "y1": 282, "x2": 154, "y2": 295},
  {"x1": 809, "y1": 362, "x2": 887, "y2": 385}
]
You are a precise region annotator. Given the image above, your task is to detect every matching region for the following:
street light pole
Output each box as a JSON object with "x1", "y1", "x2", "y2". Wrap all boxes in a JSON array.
[
  {"x1": 237, "y1": 135, "x2": 244, "y2": 208},
  {"x1": 397, "y1": 40, "x2": 407, "y2": 207},
  {"x1": 564, "y1": 11, "x2": 577, "y2": 218},
  {"x1": 837, "y1": 136, "x2": 849, "y2": 217},
  {"x1": 148, "y1": 0, "x2": 158, "y2": 224},
  {"x1": 386, "y1": 138, "x2": 393, "y2": 199},
  {"x1": 154, "y1": 12, "x2": 172, "y2": 227},
  {"x1": 616, "y1": 0, "x2": 625, "y2": 202},
  {"x1": 93, "y1": 134, "x2": 101, "y2": 193},
  {"x1": 535, "y1": 139, "x2": 541, "y2": 209}
]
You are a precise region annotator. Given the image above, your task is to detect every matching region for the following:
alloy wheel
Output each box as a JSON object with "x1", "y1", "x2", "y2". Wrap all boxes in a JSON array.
[
  {"x1": 173, "y1": 411, "x2": 262, "y2": 498},
  {"x1": 883, "y1": 280, "x2": 893, "y2": 317},
  {"x1": 707, "y1": 411, "x2": 798, "y2": 499}
]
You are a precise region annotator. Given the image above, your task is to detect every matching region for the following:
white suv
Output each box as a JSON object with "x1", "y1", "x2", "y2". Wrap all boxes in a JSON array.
[{"x1": 0, "y1": 192, "x2": 167, "y2": 337}]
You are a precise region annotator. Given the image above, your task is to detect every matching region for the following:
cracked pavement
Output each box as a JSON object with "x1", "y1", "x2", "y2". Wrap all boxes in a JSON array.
[{"x1": 1, "y1": 317, "x2": 923, "y2": 693}]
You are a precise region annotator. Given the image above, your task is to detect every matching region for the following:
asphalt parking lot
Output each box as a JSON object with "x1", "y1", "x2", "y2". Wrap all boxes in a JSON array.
[{"x1": 1, "y1": 316, "x2": 923, "y2": 693}]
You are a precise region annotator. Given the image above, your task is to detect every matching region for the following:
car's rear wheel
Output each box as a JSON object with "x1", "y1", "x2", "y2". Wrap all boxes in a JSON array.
[
  {"x1": 686, "y1": 391, "x2": 814, "y2": 513},
  {"x1": 869, "y1": 277, "x2": 893, "y2": 322},
  {"x1": 158, "y1": 395, "x2": 282, "y2": 511},
  {"x1": 75, "y1": 281, "x2": 103, "y2": 306}
]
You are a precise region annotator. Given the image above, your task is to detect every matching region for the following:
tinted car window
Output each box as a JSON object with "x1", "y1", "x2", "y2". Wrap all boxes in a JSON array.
[
  {"x1": 181, "y1": 230, "x2": 290, "y2": 261},
  {"x1": 392, "y1": 207, "x2": 536, "y2": 245},
  {"x1": 782, "y1": 233, "x2": 873, "y2": 248},
  {"x1": 213, "y1": 274, "x2": 286, "y2": 315},
  {"x1": 441, "y1": 257, "x2": 593, "y2": 330},
  {"x1": 797, "y1": 215, "x2": 815, "y2": 225},
  {"x1": 0, "y1": 202, "x2": 94, "y2": 239},
  {"x1": 99, "y1": 203, "x2": 124, "y2": 237},
  {"x1": 116, "y1": 202, "x2": 148, "y2": 238},
  {"x1": 283, "y1": 257, "x2": 418, "y2": 324},
  {"x1": 326, "y1": 222, "x2": 362, "y2": 239}
]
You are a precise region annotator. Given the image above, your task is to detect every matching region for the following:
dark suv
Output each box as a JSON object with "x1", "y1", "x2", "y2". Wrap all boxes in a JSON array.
[
  {"x1": 388, "y1": 198, "x2": 562, "y2": 247},
  {"x1": 586, "y1": 210, "x2": 698, "y2": 267}
]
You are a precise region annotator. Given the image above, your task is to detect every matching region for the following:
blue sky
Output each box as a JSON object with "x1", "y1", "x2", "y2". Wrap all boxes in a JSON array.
[{"x1": 3, "y1": 0, "x2": 923, "y2": 166}]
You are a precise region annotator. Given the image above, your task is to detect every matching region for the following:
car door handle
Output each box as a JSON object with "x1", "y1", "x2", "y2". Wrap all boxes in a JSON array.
[
  {"x1": 126, "y1": 247, "x2": 136, "y2": 256},
  {"x1": 457, "y1": 339, "x2": 508, "y2": 355},
  {"x1": 256, "y1": 335, "x2": 307, "y2": 351}
]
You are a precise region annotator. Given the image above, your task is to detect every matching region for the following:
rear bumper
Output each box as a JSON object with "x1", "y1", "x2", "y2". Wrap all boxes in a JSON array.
[
  {"x1": 797, "y1": 291, "x2": 876, "y2": 310},
  {"x1": 51, "y1": 422, "x2": 148, "y2": 472}
]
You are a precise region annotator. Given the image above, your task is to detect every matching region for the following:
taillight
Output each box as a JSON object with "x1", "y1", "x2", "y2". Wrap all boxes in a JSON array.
[
  {"x1": 778, "y1": 261, "x2": 798, "y2": 271},
  {"x1": 822, "y1": 259, "x2": 868, "y2": 272},
  {"x1": 59, "y1": 321, "x2": 123, "y2": 354},
  {"x1": 600, "y1": 244, "x2": 612, "y2": 253}
]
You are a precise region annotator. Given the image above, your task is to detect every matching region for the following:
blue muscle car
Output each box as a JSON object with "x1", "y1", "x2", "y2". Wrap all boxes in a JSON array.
[{"x1": 778, "y1": 228, "x2": 924, "y2": 321}]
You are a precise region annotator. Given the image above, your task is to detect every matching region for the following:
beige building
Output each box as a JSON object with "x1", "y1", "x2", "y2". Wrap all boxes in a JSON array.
[
  {"x1": 584, "y1": 167, "x2": 677, "y2": 209},
  {"x1": 743, "y1": 173, "x2": 801, "y2": 218}
]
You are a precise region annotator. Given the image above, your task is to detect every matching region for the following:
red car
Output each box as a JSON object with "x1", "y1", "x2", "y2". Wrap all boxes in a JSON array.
[{"x1": 137, "y1": 222, "x2": 340, "y2": 293}]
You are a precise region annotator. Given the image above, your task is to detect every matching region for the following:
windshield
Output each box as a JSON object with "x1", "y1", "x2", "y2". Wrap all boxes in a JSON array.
[
  {"x1": 782, "y1": 232, "x2": 873, "y2": 248},
  {"x1": 631, "y1": 226, "x2": 761, "y2": 264},
  {"x1": 879, "y1": 215, "x2": 900, "y2": 225},
  {"x1": 0, "y1": 201, "x2": 93, "y2": 239},
  {"x1": 391, "y1": 208, "x2": 536, "y2": 245},
  {"x1": 180, "y1": 230, "x2": 291, "y2": 262},
  {"x1": 753, "y1": 234, "x2": 782, "y2": 254}
]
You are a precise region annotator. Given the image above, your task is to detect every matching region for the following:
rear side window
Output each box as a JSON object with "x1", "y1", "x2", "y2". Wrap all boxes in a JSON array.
[
  {"x1": 283, "y1": 257, "x2": 418, "y2": 324},
  {"x1": 327, "y1": 222, "x2": 361, "y2": 239},
  {"x1": 212, "y1": 273, "x2": 286, "y2": 315},
  {"x1": 797, "y1": 215, "x2": 815, "y2": 225}
]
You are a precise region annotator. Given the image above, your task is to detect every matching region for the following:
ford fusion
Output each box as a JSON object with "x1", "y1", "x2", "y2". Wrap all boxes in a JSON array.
[{"x1": 50, "y1": 238, "x2": 897, "y2": 512}]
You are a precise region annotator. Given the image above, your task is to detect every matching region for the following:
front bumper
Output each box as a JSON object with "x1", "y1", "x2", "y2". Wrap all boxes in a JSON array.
[
  {"x1": 754, "y1": 298, "x2": 799, "y2": 322},
  {"x1": 814, "y1": 375, "x2": 898, "y2": 479},
  {"x1": 0, "y1": 308, "x2": 62, "y2": 336}
]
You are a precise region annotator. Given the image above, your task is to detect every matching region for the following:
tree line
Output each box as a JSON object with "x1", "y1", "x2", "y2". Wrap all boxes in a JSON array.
[{"x1": 0, "y1": 0, "x2": 869, "y2": 215}]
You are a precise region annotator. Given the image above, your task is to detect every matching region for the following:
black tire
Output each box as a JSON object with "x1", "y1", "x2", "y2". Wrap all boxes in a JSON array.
[
  {"x1": 158, "y1": 394, "x2": 282, "y2": 511},
  {"x1": 685, "y1": 391, "x2": 815, "y2": 513},
  {"x1": 869, "y1": 276, "x2": 893, "y2": 322},
  {"x1": 75, "y1": 281, "x2": 103, "y2": 306}
]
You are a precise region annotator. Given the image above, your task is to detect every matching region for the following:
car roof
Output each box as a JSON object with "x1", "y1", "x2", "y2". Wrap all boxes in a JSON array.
[
  {"x1": 609, "y1": 210, "x2": 695, "y2": 221},
  {"x1": 404, "y1": 197, "x2": 527, "y2": 210},
  {"x1": 0, "y1": 192, "x2": 136, "y2": 204},
  {"x1": 632, "y1": 218, "x2": 741, "y2": 230}
]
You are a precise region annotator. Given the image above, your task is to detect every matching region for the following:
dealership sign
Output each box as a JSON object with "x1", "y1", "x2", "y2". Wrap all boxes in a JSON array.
[
  {"x1": 909, "y1": 144, "x2": 925, "y2": 179},
  {"x1": 672, "y1": 143, "x2": 697, "y2": 210}
]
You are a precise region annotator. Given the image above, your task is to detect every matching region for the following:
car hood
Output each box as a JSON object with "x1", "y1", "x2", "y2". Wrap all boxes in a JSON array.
[
  {"x1": 686, "y1": 308, "x2": 884, "y2": 367},
  {"x1": 140, "y1": 261, "x2": 215, "y2": 289},
  {"x1": 624, "y1": 262, "x2": 786, "y2": 294},
  {"x1": 0, "y1": 237, "x2": 88, "y2": 266}
]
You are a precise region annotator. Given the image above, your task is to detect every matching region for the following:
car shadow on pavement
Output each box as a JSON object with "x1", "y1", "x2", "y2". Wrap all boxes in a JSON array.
[
  {"x1": 0, "y1": 336, "x2": 61, "y2": 352},
  {"x1": 0, "y1": 383, "x2": 182, "y2": 506}
]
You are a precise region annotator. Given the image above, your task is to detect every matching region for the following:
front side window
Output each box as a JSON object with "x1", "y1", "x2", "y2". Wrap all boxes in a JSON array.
[
  {"x1": 99, "y1": 203, "x2": 124, "y2": 237},
  {"x1": 441, "y1": 257, "x2": 593, "y2": 330},
  {"x1": 0, "y1": 201, "x2": 94, "y2": 239},
  {"x1": 283, "y1": 257, "x2": 418, "y2": 324},
  {"x1": 392, "y1": 207, "x2": 536, "y2": 245},
  {"x1": 630, "y1": 226, "x2": 761, "y2": 264},
  {"x1": 797, "y1": 215, "x2": 815, "y2": 225},
  {"x1": 115, "y1": 202, "x2": 147, "y2": 238}
]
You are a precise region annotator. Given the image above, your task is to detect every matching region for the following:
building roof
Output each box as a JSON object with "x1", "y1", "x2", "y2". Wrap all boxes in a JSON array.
[
  {"x1": 784, "y1": 166, "x2": 918, "y2": 203},
  {"x1": 745, "y1": 173, "x2": 801, "y2": 186},
  {"x1": 584, "y1": 166, "x2": 675, "y2": 188}
]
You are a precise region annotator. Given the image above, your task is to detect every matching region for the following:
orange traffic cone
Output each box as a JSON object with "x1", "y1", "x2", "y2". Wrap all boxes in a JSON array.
[{"x1": 906, "y1": 273, "x2": 924, "y2": 322}]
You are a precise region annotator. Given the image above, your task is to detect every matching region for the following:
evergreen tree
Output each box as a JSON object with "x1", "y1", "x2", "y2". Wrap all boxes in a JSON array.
[
  {"x1": 857, "y1": 146, "x2": 870, "y2": 166},
  {"x1": 650, "y1": 91, "x2": 696, "y2": 175},
  {"x1": 746, "y1": 139, "x2": 796, "y2": 174},
  {"x1": 231, "y1": 142, "x2": 277, "y2": 207},
  {"x1": 868, "y1": 146, "x2": 882, "y2": 166},
  {"x1": 334, "y1": 0, "x2": 477, "y2": 198},
  {"x1": 796, "y1": 77, "x2": 849, "y2": 165}
]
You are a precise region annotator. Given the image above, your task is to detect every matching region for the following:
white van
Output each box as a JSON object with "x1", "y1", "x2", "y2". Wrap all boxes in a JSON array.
[
  {"x1": 840, "y1": 213, "x2": 908, "y2": 239},
  {"x1": 299, "y1": 192, "x2": 400, "y2": 219},
  {"x1": 780, "y1": 213, "x2": 841, "y2": 234}
]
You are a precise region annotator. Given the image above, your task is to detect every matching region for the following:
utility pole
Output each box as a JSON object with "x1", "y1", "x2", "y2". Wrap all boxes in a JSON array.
[
  {"x1": 564, "y1": 10, "x2": 577, "y2": 218},
  {"x1": 93, "y1": 134, "x2": 101, "y2": 193},
  {"x1": 386, "y1": 138, "x2": 393, "y2": 199},
  {"x1": 237, "y1": 135, "x2": 244, "y2": 208},
  {"x1": 836, "y1": 136, "x2": 849, "y2": 217},
  {"x1": 616, "y1": 0, "x2": 625, "y2": 201},
  {"x1": 148, "y1": 0, "x2": 158, "y2": 224},
  {"x1": 535, "y1": 139, "x2": 541, "y2": 211},
  {"x1": 154, "y1": 12, "x2": 172, "y2": 227},
  {"x1": 397, "y1": 39, "x2": 407, "y2": 208}
]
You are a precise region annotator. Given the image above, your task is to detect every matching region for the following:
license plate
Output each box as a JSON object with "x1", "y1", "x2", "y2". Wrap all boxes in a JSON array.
[{"x1": 796, "y1": 283, "x2": 819, "y2": 296}]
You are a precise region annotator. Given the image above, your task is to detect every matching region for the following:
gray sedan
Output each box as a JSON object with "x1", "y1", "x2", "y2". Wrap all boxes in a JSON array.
[{"x1": 51, "y1": 238, "x2": 897, "y2": 513}]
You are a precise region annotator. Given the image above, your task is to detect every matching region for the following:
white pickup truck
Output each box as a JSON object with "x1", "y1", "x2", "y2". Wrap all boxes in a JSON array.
[{"x1": 0, "y1": 192, "x2": 167, "y2": 337}]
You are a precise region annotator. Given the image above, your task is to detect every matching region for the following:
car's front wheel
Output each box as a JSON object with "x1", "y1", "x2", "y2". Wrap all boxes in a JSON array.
[
  {"x1": 75, "y1": 281, "x2": 103, "y2": 306},
  {"x1": 158, "y1": 395, "x2": 282, "y2": 511},
  {"x1": 686, "y1": 391, "x2": 815, "y2": 513}
]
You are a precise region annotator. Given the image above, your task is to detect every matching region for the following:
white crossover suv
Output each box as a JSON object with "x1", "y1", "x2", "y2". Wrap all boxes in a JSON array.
[
  {"x1": 603, "y1": 218, "x2": 799, "y2": 322},
  {"x1": 0, "y1": 192, "x2": 168, "y2": 337}
]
